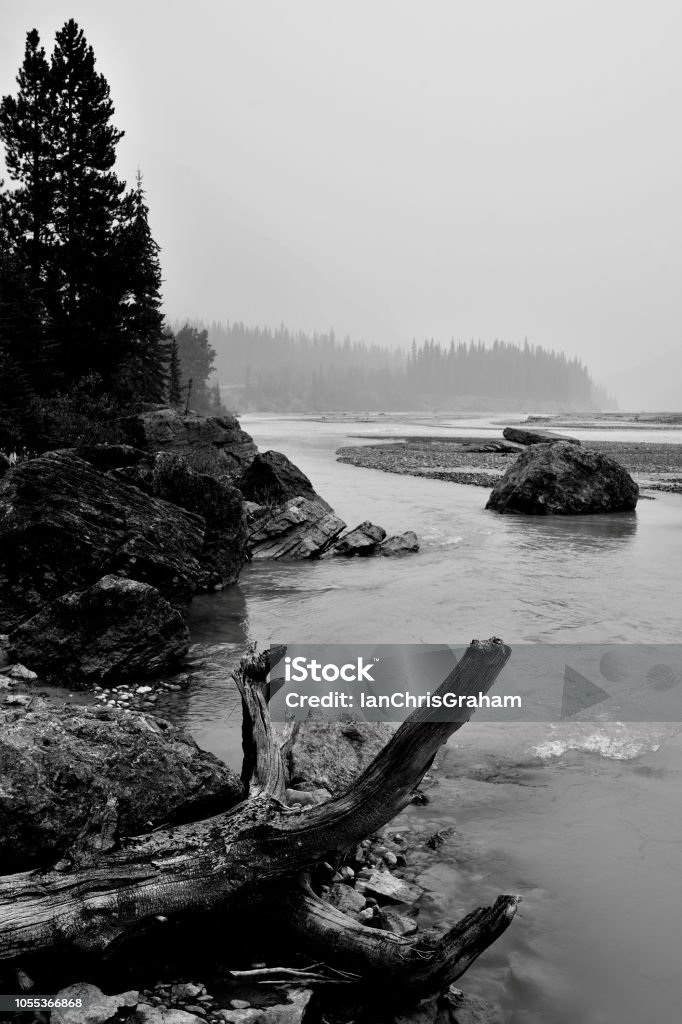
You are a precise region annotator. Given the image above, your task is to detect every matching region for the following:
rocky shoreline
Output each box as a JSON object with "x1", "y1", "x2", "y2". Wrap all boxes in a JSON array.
[{"x1": 336, "y1": 436, "x2": 682, "y2": 493}]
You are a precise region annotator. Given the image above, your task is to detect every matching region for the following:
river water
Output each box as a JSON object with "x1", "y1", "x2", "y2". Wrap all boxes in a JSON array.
[{"x1": 177, "y1": 415, "x2": 682, "y2": 1024}]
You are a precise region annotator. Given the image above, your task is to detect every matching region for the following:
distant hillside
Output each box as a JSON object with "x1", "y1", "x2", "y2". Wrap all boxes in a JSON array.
[{"x1": 206, "y1": 322, "x2": 613, "y2": 413}]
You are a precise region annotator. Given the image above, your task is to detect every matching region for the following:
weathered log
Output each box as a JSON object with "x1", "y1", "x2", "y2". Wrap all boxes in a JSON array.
[{"x1": 0, "y1": 638, "x2": 517, "y2": 992}]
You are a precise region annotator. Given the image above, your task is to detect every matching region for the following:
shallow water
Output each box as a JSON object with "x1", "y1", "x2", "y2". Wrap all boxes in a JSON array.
[{"x1": 169, "y1": 414, "x2": 682, "y2": 1023}]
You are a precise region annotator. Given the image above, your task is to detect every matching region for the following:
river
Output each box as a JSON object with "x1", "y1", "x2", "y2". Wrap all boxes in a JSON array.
[{"x1": 175, "y1": 414, "x2": 682, "y2": 1024}]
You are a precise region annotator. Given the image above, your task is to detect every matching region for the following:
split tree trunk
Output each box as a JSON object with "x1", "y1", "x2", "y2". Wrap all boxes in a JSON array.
[{"x1": 0, "y1": 638, "x2": 518, "y2": 993}]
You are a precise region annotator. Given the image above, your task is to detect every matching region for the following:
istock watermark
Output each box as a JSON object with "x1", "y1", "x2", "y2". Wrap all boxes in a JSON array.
[{"x1": 267, "y1": 644, "x2": 682, "y2": 723}]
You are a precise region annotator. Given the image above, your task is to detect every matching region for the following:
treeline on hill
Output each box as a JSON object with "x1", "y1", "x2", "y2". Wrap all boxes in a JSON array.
[
  {"x1": 0, "y1": 20, "x2": 220, "y2": 451},
  {"x1": 208, "y1": 322, "x2": 613, "y2": 412}
]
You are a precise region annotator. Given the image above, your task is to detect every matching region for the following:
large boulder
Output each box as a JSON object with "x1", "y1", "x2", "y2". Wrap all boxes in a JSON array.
[
  {"x1": 0, "y1": 696, "x2": 243, "y2": 873},
  {"x1": 9, "y1": 575, "x2": 190, "y2": 684},
  {"x1": 486, "y1": 442, "x2": 639, "y2": 514},
  {"x1": 502, "y1": 426, "x2": 580, "y2": 446},
  {"x1": 325, "y1": 521, "x2": 387, "y2": 557},
  {"x1": 115, "y1": 452, "x2": 248, "y2": 588},
  {"x1": 122, "y1": 407, "x2": 257, "y2": 482},
  {"x1": 239, "y1": 449, "x2": 329, "y2": 509},
  {"x1": 247, "y1": 497, "x2": 346, "y2": 559},
  {"x1": 288, "y1": 721, "x2": 394, "y2": 795},
  {"x1": 0, "y1": 451, "x2": 204, "y2": 630}
]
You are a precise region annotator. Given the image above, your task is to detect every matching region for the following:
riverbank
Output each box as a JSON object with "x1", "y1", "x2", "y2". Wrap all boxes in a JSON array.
[{"x1": 336, "y1": 436, "x2": 682, "y2": 492}]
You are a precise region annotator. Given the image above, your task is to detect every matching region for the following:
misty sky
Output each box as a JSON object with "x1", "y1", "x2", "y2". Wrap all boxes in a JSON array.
[{"x1": 2, "y1": 1, "x2": 681, "y2": 406}]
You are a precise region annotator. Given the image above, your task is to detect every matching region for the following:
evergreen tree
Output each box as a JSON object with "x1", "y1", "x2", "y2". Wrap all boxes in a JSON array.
[
  {"x1": 0, "y1": 29, "x2": 52, "y2": 288},
  {"x1": 46, "y1": 19, "x2": 126, "y2": 380},
  {"x1": 175, "y1": 324, "x2": 216, "y2": 411},
  {"x1": 115, "y1": 171, "x2": 169, "y2": 402},
  {"x1": 168, "y1": 335, "x2": 182, "y2": 407}
]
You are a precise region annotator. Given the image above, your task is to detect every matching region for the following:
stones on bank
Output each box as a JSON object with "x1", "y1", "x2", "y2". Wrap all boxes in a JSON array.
[{"x1": 240, "y1": 449, "x2": 419, "y2": 561}]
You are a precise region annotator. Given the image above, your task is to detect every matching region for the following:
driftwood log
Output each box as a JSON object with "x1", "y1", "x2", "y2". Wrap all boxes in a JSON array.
[{"x1": 0, "y1": 638, "x2": 518, "y2": 995}]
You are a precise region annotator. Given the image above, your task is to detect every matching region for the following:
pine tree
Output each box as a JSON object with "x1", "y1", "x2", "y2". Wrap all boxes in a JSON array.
[
  {"x1": 115, "y1": 171, "x2": 169, "y2": 402},
  {"x1": 0, "y1": 29, "x2": 52, "y2": 288},
  {"x1": 168, "y1": 335, "x2": 182, "y2": 407},
  {"x1": 46, "y1": 19, "x2": 126, "y2": 381},
  {"x1": 175, "y1": 324, "x2": 216, "y2": 412}
]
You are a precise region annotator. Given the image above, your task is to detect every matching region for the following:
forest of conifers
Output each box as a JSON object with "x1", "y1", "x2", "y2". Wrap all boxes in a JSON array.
[{"x1": 208, "y1": 322, "x2": 613, "y2": 413}]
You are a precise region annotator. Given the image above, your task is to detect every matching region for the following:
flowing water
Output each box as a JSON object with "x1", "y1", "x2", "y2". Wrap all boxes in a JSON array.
[{"x1": 169, "y1": 414, "x2": 682, "y2": 1023}]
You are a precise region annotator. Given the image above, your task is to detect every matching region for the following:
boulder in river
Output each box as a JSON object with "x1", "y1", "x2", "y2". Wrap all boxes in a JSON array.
[
  {"x1": 378, "y1": 530, "x2": 420, "y2": 556},
  {"x1": 325, "y1": 520, "x2": 387, "y2": 556},
  {"x1": 115, "y1": 451, "x2": 248, "y2": 587},
  {"x1": 486, "y1": 441, "x2": 639, "y2": 514},
  {"x1": 502, "y1": 426, "x2": 580, "y2": 446},
  {"x1": 239, "y1": 449, "x2": 330, "y2": 509},
  {"x1": 122, "y1": 407, "x2": 257, "y2": 482},
  {"x1": 9, "y1": 575, "x2": 190, "y2": 684},
  {"x1": 0, "y1": 451, "x2": 204, "y2": 629},
  {"x1": 247, "y1": 496, "x2": 346, "y2": 559},
  {"x1": 0, "y1": 695, "x2": 243, "y2": 873}
]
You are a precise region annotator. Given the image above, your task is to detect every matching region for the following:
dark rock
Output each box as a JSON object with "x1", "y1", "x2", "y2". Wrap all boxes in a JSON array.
[
  {"x1": 247, "y1": 496, "x2": 345, "y2": 559},
  {"x1": 325, "y1": 520, "x2": 386, "y2": 556},
  {"x1": 289, "y1": 721, "x2": 394, "y2": 795},
  {"x1": 502, "y1": 426, "x2": 580, "y2": 446},
  {"x1": 115, "y1": 452, "x2": 247, "y2": 587},
  {"x1": 58, "y1": 444, "x2": 147, "y2": 471},
  {"x1": 122, "y1": 407, "x2": 257, "y2": 482},
  {"x1": 239, "y1": 450, "x2": 329, "y2": 509},
  {"x1": 9, "y1": 575, "x2": 190, "y2": 684},
  {"x1": 486, "y1": 442, "x2": 639, "y2": 515},
  {"x1": 0, "y1": 451, "x2": 204, "y2": 630},
  {"x1": 326, "y1": 882, "x2": 366, "y2": 915},
  {"x1": 378, "y1": 531, "x2": 420, "y2": 556},
  {"x1": 0, "y1": 696, "x2": 243, "y2": 873}
]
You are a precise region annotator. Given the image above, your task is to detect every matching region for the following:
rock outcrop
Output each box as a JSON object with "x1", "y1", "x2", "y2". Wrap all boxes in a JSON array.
[
  {"x1": 0, "y1": 696, "x2": 243, "y2": 873},
  {"x1": 9, "y1": 575, "x2": 189, "y2": 684},
  {"x1": 0, "y1": 453, "x2": 10, "y2": 479},
  {"x1": 239, "y1": 449, "x2": 329, "y2": 508},
  {"x1": 288, "y1": 720, "x2": 394, "y2": 796},
  {"x1": 502, "y1": 426, "x2": 580, "y2": 446},
  {"x1": 378, "y1": 531, "x2": 420, "y2": 556},
  {"x1": 0, "y1": 452, "x2": 205, "y2": 630},
  {"x1": 122, "y1": 407, "x2": 257, "y2": 482},
  {"x1": 486, "y1": 441, "x2": 639, "y2": 514},
  {"x1": 325, "y1": 520, "x2": 387, "y2": 556},
  {"x1": 115, "y1": 452, "x2": 247, "y2": 588},
  {"x1": 247, "y1": 496, "x2": 346, "y2": 559}
]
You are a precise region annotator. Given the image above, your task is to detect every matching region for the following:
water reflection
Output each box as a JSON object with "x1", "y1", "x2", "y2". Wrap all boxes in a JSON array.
[{"x1": 496, "y1": 510, "x2": 638, "y2": 555}]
